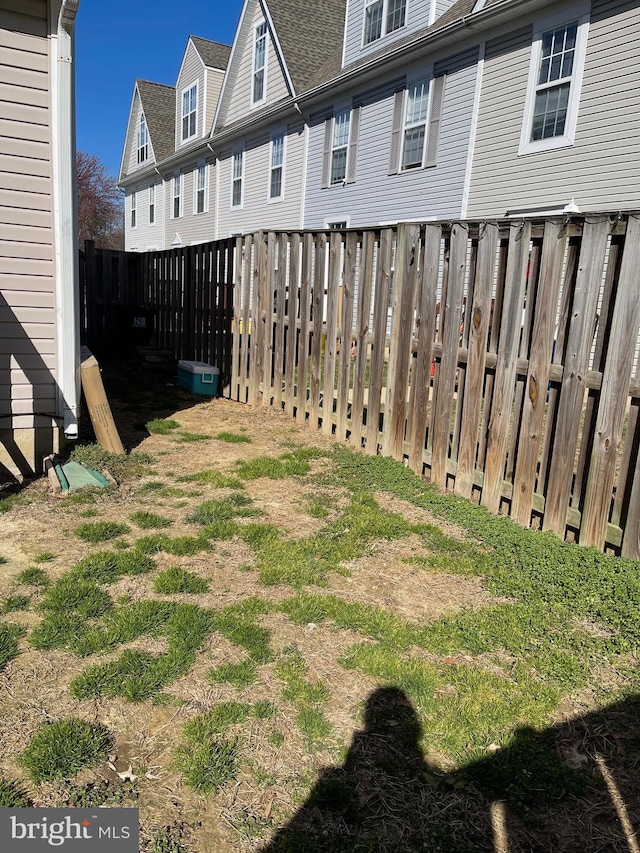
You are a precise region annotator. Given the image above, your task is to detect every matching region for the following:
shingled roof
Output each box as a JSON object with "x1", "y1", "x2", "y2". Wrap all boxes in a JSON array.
[
  {"x1": 303, "y1": 0, "x2": 479, "y2": 92},
  {"x1": 136, "y1": 80, "x2": 175, "y2": 164},
  {"x1": 190, "y1": 36, "x2": 232, "y2": 71},
  {"x1": 266, "y1": 0, "x2": 347, "y2": 94}
]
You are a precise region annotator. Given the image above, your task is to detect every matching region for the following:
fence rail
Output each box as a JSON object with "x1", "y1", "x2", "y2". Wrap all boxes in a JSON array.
[{"x1": 230, "y1": 216, "x2": 640, "y2": 558}]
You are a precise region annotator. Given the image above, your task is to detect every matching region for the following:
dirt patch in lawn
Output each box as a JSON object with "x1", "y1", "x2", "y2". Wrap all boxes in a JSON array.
[{"x1": 0, "y1": 364, "x2": 637, "y2": 853}]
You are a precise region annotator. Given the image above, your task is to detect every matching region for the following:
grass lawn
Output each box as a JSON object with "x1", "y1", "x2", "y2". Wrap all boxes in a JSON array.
[{"x1": 0, "y1": 362, "x2": 639, "y2": 852}]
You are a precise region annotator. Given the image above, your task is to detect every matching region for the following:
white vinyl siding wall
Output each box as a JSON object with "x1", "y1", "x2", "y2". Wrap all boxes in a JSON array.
[
  {"x1": 0, "y1": 0, "x2": 57, "y2": 432},
  {"x1": 204, "y1": 69, "x2": 225, "y2": 136},
  {"x1": 343, "y1": 0, "x2": 434, "y2": 67},
  {"x1": 157, "y1": 165, "x2": 216, "y2": 248},
  {"x1": 175, "y1": 41, "x2": 205, "y2": 147},
  {"x1": 217, "y1": 119, "x2": 305, "y2": 236},
  {"x1": 304, "y1": 49, "x2": 479, "y2": 228},
  {"x1": 467, "y1": 0, "x2": 640, "y2": 216},
  {"x1": 221, "y1": 3, "x2": 289, "y2": 128},
  {"x1": 124, "y1": 183, "x2": 164, "y2": 251}
]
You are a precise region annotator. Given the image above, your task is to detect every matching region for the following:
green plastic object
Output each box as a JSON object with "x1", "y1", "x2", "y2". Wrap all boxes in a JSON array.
[{"x1": 56, "y1": 460, "x2": 110, "y2": 492}]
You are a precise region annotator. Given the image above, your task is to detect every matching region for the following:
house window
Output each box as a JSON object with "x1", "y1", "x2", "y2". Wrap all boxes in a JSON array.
[
  {"x1": 402, "y1": 80, "x2": 430, "y2": 169},
  {"x1": 269, "y1": 134, "x2": 284, "y2": 200},
  {"x1": 389, "y1": 76, "x2": 446, "y2": 175},
  {"x1": 172, "y1": 173, "x2": 182, "y2": 218},
  {"x1": 253, "y1": 22, "x2": 267, "y2": 104},
  {"x1": 149, "y1": 183, "x2": 155, "y2": 224},
  {"x1": 363, "y1": 0, "x2": 406, "y2": 46},
  {"x1": 181, "y1": 83, "x2": 198, "y2": 142},
  {"x1": 195, "y1": 164, "x2": 207, "y2": 214},
  {"x1": 137, "y1": 115, "x2": 148, "y2": 164},
  {"x1": 519, "y1": 7, "x2": 589, "y2": 155},
  {"x1": 232, "y1": 151, "x2": 243, "y2": 207},
  {"x1": 331, "y1": 110, "x2": 350, "y2": 184},
  {"x1": 131, "y1": 191, "x2": 136, "y2": 228}
]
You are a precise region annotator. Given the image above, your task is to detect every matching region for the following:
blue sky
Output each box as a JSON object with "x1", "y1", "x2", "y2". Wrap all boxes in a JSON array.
[{"x1": 75, "y1": 0, "x2": 243, "y2": 179}]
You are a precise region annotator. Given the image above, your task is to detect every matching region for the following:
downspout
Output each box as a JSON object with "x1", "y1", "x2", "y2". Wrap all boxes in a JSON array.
[{"x1": 50, "y1": 0, "x2": 81, "y2": 439}]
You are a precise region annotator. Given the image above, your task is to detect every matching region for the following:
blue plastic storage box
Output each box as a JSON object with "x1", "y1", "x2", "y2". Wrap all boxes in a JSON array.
[{"x1": 178, "y1": 360, "x2": 220, "y2": 396}]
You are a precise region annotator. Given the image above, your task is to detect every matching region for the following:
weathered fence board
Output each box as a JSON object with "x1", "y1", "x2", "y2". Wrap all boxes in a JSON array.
[{"x1": 82, "y1": 214, "x2": 640, "y2": 557}]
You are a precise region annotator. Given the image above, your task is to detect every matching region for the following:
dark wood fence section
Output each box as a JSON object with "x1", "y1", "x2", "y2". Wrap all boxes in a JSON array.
[
  {"x1": 230, "y1": 216, "x2": 640, "y2": 558},
  {"x1": 80, "y1": 240, "x2": 235, "y2": 383}
]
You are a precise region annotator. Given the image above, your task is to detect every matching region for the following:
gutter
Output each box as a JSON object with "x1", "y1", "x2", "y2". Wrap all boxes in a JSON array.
[
  {"x1": 118, "y1": 0, "x2": 551, "y2": 187},
  {"x1": 51, "y1": 0, "x2": 81, "y2": 440}
]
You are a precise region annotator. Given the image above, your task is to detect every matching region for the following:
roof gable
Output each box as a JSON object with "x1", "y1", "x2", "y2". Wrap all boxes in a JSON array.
[
  {"x1": 119, "y1": 81, "x2": 175, "y2": 180},
  {"x1": 191, "y1": 36, "x2": 232, "y2": 70},
  {"x1": 138, "y1": 80, "x2": 176, "y2": 163},
  {"x1": 214, "y1": 0, "x2": 346, "y2": 129}
]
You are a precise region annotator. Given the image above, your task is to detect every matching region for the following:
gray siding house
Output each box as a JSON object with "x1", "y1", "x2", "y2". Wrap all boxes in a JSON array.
[
  {"x1": 0, "y1": 0, "x2": 80, "y2": 480},
  {"x1": 120, "y1": 0, "x2": 640, "y2": 249},
  {"x1": 466, "y1": 0, "x2": 640, "y2": 216}
]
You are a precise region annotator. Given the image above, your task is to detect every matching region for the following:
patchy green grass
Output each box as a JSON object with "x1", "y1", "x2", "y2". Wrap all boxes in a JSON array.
[
  {"x1": 16, "y1": 566, "x2": 50, "y2": 587},
  {"x1": 0, "y1": 776, "x2": 31, "y2": 807},
  {"x1": 211, "y1": 599, "x2": 273, "y2": 663},
  {"x1": 215, "y1": 432, "x2": 252, "y2": 444},
  {"x1": 0, "y1": 622, "x2": 25, "y2": 672},
  {"x1": 235, "y1": 448, "x2": 325, "y2": 481},
  {"x1": 2, "y1": 595, "x2": 30, "y2": 613},
  {"x1": 208, "y1": 659, "x2": 257, "y2": 688},
  {"x1": 33, "y1": 552, "x2": 54, "y2": 564},
  {"x1": 175, "y1": 702, "x2": 249, "y2": 792},
  {"x1": 186, "y1": 492, "x2": 257, "y2": 525},
  {"x1": 154, "y1": 567, "x2": 209, "y2": 595},
  {"x1": 276, "y1": 646, "x2": 331, "y2": 747},
  {"x1": 75, "y1": 521, "x2": 130, "y2": 543},
  {"x1": 146, "y1": 418, "x2": 180, "y2": 435},
  {"x1": 175, "y1": 432, "x2": 211, "y2": 443},
  {"x1": 19, "y1": 718, "x2": 111, "y2": 782},
  {"x1": 70, "y1": 605, "x2": 214, "y2": 701},
  {"x1": 129, "y1": 511, "x2": 173, "y2": 529},
  {"x1": 242, "y1": 492, "x2": 419, "y2": 587},
  {"x1": 135, "y1": 534, "x2": 210, "y2": 557},
  {"x1": 177, "y1": 470, "x2": 244, "y2": 489}
]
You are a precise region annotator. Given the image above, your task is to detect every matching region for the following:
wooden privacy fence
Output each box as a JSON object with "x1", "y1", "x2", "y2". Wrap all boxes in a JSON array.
[
  {"x1": 80, "y1": 240, "x2": 235, "y2": 382},
  {"x1": 230, "y1": 216, "x2": 640, "y2": 558}
]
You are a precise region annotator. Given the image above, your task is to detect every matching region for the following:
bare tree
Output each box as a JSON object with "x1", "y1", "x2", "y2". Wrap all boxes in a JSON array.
[{"x1": 76, "y1": 151, "x2": 124, "y2": 250}]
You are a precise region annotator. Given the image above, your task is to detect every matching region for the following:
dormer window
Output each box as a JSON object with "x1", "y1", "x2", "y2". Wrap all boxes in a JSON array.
[
  {"x1": 181, "y1": 83, "x2": 198, "y2": 142},
  {"x1": 363, "y1": 0, "x2": 406, "y2": 46},
  {"x1": 252, "y1": 21, "x2": 267, "y2": 105},
  {"x1": 137, "y1": 115, "x2": 148, "y2": 163}
]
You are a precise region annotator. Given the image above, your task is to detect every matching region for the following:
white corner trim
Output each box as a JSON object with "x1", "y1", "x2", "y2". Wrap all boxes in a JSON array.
[
  {"x1": 261, "y1": 1, "x2": 295, "y2": 96},
  {"x1": 51, "y1": 0, "x2": 80, "y2": 439},
  {"x1": 460, "y1": 40, "x2": 485, "y2": 219}
]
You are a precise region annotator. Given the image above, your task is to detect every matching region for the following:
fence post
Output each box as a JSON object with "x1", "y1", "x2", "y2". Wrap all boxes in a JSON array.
[{"x1": 582, "y1": 216, "x2": 640, "y2": 549}]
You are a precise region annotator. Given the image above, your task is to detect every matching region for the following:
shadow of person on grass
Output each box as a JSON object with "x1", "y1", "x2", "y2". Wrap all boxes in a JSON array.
[
  {"x1": 258, "y1": 686, "x2": 493, "y2": 853},
  {"x1": 258, "y1": 687, "x2": 640, "y2": 853}
]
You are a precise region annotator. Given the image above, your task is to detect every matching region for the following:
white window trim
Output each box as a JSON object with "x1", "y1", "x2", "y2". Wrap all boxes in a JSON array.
[
  {"x1": 231, "y1": 150, "x2": 244, "y2": 209},
  {"x1": 330, "y1": 109, "x2": 351, "y2": 185},
  {"x1": 130, "y1": 190, "x2": 137, "y2": 229},
  {"x1": 268, "y1": 133, "x2": 286, "y2": 202},
  {"x1": 137, "y1": 114, "x2": 148, "y2": 164},
  {"x1": 400, "y1": 78, "x2": 430, "y2": 171},
  {"x1": 251, "y1": 19, "x2": 268, "y2": 108},
  {"x1": 171, "y1": 172, "x2": 182, "y2": 219},
  {"x1": 149, "y1": 182, "x2": 156, "y2": 225},
  {"x1": 194, "y1": 163, "x2": 208, "y2": 214},
  {"x1": 518, "y1": 5, "x2": 590, "y2": 156},
  {"x1": 180, "y1": 81, "x2": 199, "y2": 144},
  {"x1": 361, "y1": 0, "x2": 407, "y2": 48}
]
